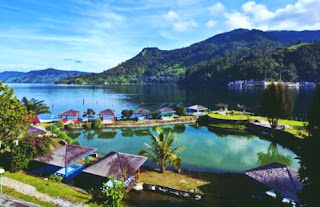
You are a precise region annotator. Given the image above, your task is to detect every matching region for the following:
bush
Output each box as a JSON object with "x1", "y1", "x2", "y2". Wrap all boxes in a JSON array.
[
  {"x1": 70, "y1": 140, "x2": 81, "y2": 146},
  {"x1": 85, "y1": 122, "x2": 92, "y2": 129},
  {"x1": 94, "y1": 119, "x2": 102, "y2": 128},
  {"x1": 51, "y1": 125, "x2": 58, "y2": 131},
  {"x1": 66, "y1": 123, "x2": 74, "y2": 130},
  {"x1": 174, "y1": 106, "x2": 185, "y2": 116},
  {"x1": 230, "y1": 110, "x2": 235, "y2": 116},
  {"x1": 152, "y1": 112, "x2": 159, "y2": 119},
  {"x1": 49, "y1": 174, "x2": 63, "y2": 182},
  {"x1": 121, "y1": 110, "x2": 134, "y2": 119},
  {"x1": 65, "y1": 136, "x2": 72, "y2": 144},
  {"x1": 55, "y1": 121, "x2": 64, "y2": 129}
]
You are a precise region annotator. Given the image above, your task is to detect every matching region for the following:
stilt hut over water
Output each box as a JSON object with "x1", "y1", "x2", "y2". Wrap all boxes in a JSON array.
[
  {"x1": 34, "y1": 144, "x2": 96, "y2": 181},
  {"x1": 58, "y1": 109, "x2": 80, "y2": 123},
  {"x1": 245, "y1": 163, "x2": 303, "y2": 205},
  {"x1": 98, "y1": 109, "x2": 116, "y2": 124}
]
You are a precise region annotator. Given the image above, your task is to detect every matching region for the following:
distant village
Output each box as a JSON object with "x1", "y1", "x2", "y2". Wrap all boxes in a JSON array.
[{"x1": 228, "y1": 80, "x2": 317, "y2": 88}]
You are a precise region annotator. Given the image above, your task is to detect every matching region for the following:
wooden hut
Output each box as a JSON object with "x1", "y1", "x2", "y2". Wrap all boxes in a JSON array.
[
  {"x1": 159, "y1": 107, "x2": 176, "y2": 120},
  {"x1": 245, "y1": 163, "x2": 303, "y2": 204},
  {"x1": 58, "y1": 109, "x2": 80, "y2": 123},
  {"x1": 134, "y1": 108, "x2": 151, "y2": 120},
  {"x1": 34, "y1": 144, "x2": 96, "y2": 180},
  {"x1": 83, "y1": 151, "x2": 147, "y2": 186},
  {"x1": 98, "y1": 109, "x2": 116, "y2": 124},
  {"x1": 186, "y1": 105, "x2": 208, "y2": 117}
]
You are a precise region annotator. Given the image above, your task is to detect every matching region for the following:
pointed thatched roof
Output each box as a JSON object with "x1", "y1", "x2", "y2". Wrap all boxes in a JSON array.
[
  {"x1": 134, "y1": 108, "x2": 151, "y2": 115},
  {"x1": 216, "y1": 103, "x2": 228, "y2": 108},
  {"x1": 83, "y1": 151, "x2": 147, "y2": 179},
  {"x1": 188, "y1": 105, "x2": 208, "y2": 110},
  {"x1": 245, "y1": 163, "x2": 303, "y2": 202},
  {"x1": 59, "y1": 109, "x2": 80, "y2": 117},
  {"x1": 28, "y1": 125, "x2": 47, "y2": 135},
  {"x1": 34, "y1": 144, "x2": 96, "y2": 167},
  {"x1": 98, "y1": 109, "x2": 115, "y2": 116},
  {"x1": 159, "y1": 107, "x2": 175, "y2": 113}
]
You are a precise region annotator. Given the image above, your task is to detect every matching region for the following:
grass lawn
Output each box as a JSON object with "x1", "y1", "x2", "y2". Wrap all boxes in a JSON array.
[
  {"x1": 3, "y1": 186, "x2": 56, "y2": 207},
  {"x1": 4, "y1": 171, "x2": 100, "y2": 207}
]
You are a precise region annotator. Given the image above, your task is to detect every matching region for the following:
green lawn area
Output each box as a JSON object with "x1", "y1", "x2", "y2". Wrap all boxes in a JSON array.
[
  {"x1": 208, "y1": 111, "x2": 307, "y2": 138},
  {"x1": 3, "y1": 186, "x2": 56, "y2": 207},
  {"x1": 4, "y1": 171, "x2": 100, "y2": 207}
]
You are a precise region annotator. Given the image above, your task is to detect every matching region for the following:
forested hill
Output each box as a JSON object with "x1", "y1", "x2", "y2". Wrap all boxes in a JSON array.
[
  {"x1": 58, "y1": 29, "x2": 320, "y2": 85},
  {"x1": 0, "y1": 68, "x2": 88, "y2": 83}
]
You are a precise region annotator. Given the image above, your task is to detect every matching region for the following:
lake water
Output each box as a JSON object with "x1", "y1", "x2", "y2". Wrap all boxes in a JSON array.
[{"x1": 7, "y1": 83, "x2": 306, "y2": 172}]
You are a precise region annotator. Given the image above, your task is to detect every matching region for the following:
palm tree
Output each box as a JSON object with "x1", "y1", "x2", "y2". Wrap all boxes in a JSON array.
[
  {"x1": 139, "y1": 127, "x2": 184, "y2": 173},
  {"x1": 21, "y1": 97, "x2": 50, "y2": 115}
]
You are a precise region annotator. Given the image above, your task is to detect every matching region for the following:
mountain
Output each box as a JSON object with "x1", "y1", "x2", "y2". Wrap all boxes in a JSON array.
[
  {"x1": 58, "y1": 29, "x2": 320, "y2": 85},
  {"x1": 0, "y1": 68, "x2": 88, "y2": 83}
]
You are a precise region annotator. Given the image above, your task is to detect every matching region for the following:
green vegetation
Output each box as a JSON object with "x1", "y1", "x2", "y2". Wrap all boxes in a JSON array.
[
  {"x1": 259, "y1": 83, "x2": 293, "y2": 129},
  {"x1": 21, "y1": 97, "x2": 51, "y2": 115},
  {"x1": 101, "y1": 176, "x2": 125, "y2": 207},
  {"x1": 48, "y1": 174, "x2": 63, "y2": 182},
  {"x1": 94, "y1": 119, "x2": 102, "y2": 128},
  {"x1": 174, "y1": 106, "x2": 185, "y2": 116},
  {"x1": 208, "y1": 123, "x2": 246, "y2": 130},
  {"x1": 121, "y1": 109, "x2": 134, "y2": 119},
  {"x1": 139, "y1": 127, "x2": 184, "y2": 173}
]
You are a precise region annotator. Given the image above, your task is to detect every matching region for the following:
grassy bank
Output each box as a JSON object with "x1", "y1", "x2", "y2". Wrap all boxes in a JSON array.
[{"x1": 208, "y1": 111, "x2": 307, "y2": 138}]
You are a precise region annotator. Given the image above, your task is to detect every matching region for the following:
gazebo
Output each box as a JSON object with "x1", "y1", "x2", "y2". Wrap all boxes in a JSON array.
[
  {"x1": 34, "y1": 144, "x2": 96, "y2": 180},
  {"x1": 134, "y1": 108, "x2": 151, "y2": 120},
  {"x1": 83, "y1": 151, "x2": 147, "y2": 187},
  {"x1": 159, "y1": 107, "x2": 176, "y2": 120},
  {"x1": 28, "y1": 125, "x2": 47, "y2": 135},
  {"x1": 245, "y1": 163, "x2": 303, "y2": 204},
  {"x1": 58, "y1": 110, "x2": 80, "y2": 123},
  {"x1": 98, "y1": 109, "x2": 116, "y2": 124},
  {"x1": 186, "y1": 105, "x2": 208, "y2": 116}
]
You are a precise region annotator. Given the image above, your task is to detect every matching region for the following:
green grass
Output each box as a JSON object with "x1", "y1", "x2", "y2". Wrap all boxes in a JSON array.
[
  {"x1": 4, "y1": 171, "x2": 100, "y2": 207},
  {"x1": 208, "y1": 123, "x2": 246, "y2": 130},
  {"x1": 3, "y1": 186, "x2": 56, "y2": 207}
]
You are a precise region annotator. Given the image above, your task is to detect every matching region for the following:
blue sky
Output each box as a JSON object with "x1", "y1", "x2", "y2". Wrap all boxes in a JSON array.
[{"x1": 0, "y1": 0, "x2": 319, "y2": 72}]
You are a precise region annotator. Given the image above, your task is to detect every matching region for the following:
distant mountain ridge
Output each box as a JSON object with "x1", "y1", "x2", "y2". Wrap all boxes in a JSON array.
[
  {"x1": 58, "y1": 29, "x2": 320, "y2": 85},
  {"x1": 0, "y1": 68, "x2": 88, "y2": 83}
]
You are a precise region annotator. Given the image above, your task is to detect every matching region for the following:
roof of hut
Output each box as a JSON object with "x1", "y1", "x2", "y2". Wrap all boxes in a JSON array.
[
  {"x1": 159, "y1": 107, "x2": 175, "y2": 113},
  {"x1": 59, "y1": 110, "x2": 80, "y2": 117},
  {"x1": 31, "y1": 116, "x2": 40, "y2": 124},
  {"x1": 245, "y1": 163, "x2": 303, "y2": 202},
  {"x1": 83, "y1": 151, "x2": 147, "y2": 179},
  {"x1": 98, "y1": 109, "x2": 115, "y2": 116},
  {"x1": 34, "y1": 145, "x2": 96, "y2": 167},
  {"x1": 134, "y1": 108, "x2": 151, "y2": 115},
  {"x1": 188, "y1": 105, "x2": 208, "y2": 110},
  {"x1": 216, "y1": 103, "x2": 228, "y2": 108},
  {"x1": 28, "y1": 125, "x2": 47, "y2": 135}
]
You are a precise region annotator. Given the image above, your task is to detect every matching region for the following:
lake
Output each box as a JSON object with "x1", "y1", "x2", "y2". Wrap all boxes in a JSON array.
[{"x1": 7, "y1": 83, "x2": 306, "y2": 172}]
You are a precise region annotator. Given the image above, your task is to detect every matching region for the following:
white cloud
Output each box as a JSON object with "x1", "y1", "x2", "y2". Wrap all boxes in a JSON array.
[
  {"x1": 241, "y1": 1, "x2": 274, "y2": 21},
  {"x1": 164, "y1": 10, "x2": 179, "y2": 21},
  {"x1": 173, "y1": 19, "x2": 198, "y2": 32},
  {"x1": 206, "y1": 20, "x2": 217, "y2": 28},
  {"x1": 208, "y1": 2, "x2": 225, "y2": 15},
  {"x1": 159, "y1": 31, "x2": 178, "y2": 40},
  {"x1": 225, "y1": 12, "x2": 252, "y2": 29}
]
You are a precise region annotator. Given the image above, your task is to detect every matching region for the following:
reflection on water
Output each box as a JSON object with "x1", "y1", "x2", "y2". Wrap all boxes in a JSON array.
[{"x1": 67, "y1": 124, "x2": 299, "y2": 172}]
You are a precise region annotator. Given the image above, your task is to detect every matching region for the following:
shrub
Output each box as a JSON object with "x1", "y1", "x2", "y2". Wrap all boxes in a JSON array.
[
  {"x1": 49, "y1": 174, "x2": 63, "y2": 182},
  {"x1": 121, "y1": 110, "x2": 134, "y2": 119},
  {"x1": 70, "y1": 140, "x2": 81, "y2": 146},
  {"x1": 55, "y1": 121, "x2": 64, "y2": 129},
  {"x1": 230, "y1": 110, "x2": 235, "y2": 116},
  {"x1": 66, "y1": 123, "x2": 74, "y2": 130},
  {"x1": 65, "y1": 137, "x2": 72, "y2": 144},
  {"x1": 174, "y1": 106, "x2": 185, "y2": 116},
  {"x1": 152, "y1": 112, "x2": 159, "y2": 119},
  {"x1": 51, "y1": 125, "x2": 58, "y2": 131},
  {"x1": 94, "y1": 119, "x2": 102, "y2": 128},
  {"x1": 85, "y1": 122, "x2": 92, "y2": 129},
  {"x1": 102, "y1": 176, "x2": 125, "y2": 207}
]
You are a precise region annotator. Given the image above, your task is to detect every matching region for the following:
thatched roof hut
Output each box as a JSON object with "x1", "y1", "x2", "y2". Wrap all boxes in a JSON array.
[
  {"x1": 83, "y1": 151, "x2": 147, "y2": 179},
  {"x1": 98, "y1": 109, "x2": 115, "y2": 117},
  {"x1": 28, "y1": 125, "x2": 47, "y2": 135},
  {"x1": 58, "y1": 110, "x2": 80, "y2": 117},
  {"x1": 134, "y1": 108, "x2": 151, "y2": 115},
  {"x1": 159, "y1": 107, "x2": 175, "y2": 113},
  {"x1": 34, "y1": 144, "x2": 96, "y2": 167},
  {"x1": 245, "y1": 163, "x2": 303, "y2": 202},
  {"x1": 188, "y1": 105, "x2": 208, "y2": 111}
]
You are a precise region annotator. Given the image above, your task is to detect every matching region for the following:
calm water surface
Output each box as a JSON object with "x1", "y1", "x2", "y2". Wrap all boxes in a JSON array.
[{"x1": 7, "y1": 83, "x2": 305, "y2": 172}]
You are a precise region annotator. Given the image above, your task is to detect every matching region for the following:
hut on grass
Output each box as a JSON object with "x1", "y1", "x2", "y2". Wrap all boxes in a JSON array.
[
  {"x1": 28, "y1": 125, "x2": 47, "y2": 136},
  {"x1": 98, "y1": 109, "x2": 116, "y2": 124},
  {"x1": 186, "y1": 105, "x2": 208, "y2": 117},
  {"x1": 34, "y1": 144, "x2": 96, "y2": 181},
  {"x1": 83, "y1": 151, "x2": 147, "y2": 187},
  {"x1": 159, "y1": 107, "x2": 176, "y2": 120},
  {"x1": 134, "y1": 108, "x2": 151, "y2": 120},
  {"x1": 58, "y1": 109, "x2": 80, "y2": 123},
  {"x1": 245, "y1": 163, "x2": 303, "y2": 205}
]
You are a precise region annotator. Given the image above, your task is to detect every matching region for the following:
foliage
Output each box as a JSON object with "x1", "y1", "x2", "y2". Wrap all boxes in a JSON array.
[
  {"x1": 0, "y1": 82, "x2": 32, "y2": 152},
  {"x1": 55, "y1": 121, "x2": 64, "y2": 129},
  {"x1": 101, "y1": 176, "x2": 125, "y2": 207},
  {"x1": 66, "y1": 123, "x2": 74, "y2": 130},
  {"x1": 257, "y1": 142, "x2": 292, "y2": 166},
  {"x1": 21, "y1": 97, "x2": 50, "y2": 115},
  {"x1": 94, "y1": 119, "x2": 102, "y2": 128},
  {"x1": 121, "y1": 110, "x2": 134, "y2": 119},
  {"x1": 174, "y1": 106, "x2": 185, "y2": 116},
  {"x1": 139, "y1": 127, "x2": 184, "y2": 173},
  {"x1": 70, "y1": 140, "x2": 81, "y2": 146},
  {"x1": 48, "y1": 174, "x2": 63, "y2": 182},
  {"x1": 85, "y1": 122, "x2": 92, "y2": 129},
  {"x1": 258, "y1": 83, "x2": 293, "y2": 129},
  {"x1": 83, "y1": 108, "x2": 95, "y2": 118},
  {"x1": 9, "y1": 137, "x2": 50, "y2": 172},
  {"x1": 151, "y1": 111, "x2": 159, "y2": 119},
  {"x1": 52, "y1": 127, "x2": 72, "y2": 143},
  {"x1": 298, "y1": 87, "x2": 320, "y2": 207}
]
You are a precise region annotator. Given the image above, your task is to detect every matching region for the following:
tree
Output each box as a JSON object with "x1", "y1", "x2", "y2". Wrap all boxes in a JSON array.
[
  {"x1": 298, "y1": 87, "x2": 320, "y2": 207},
  {"x1": 174, "y1": 106, "x2": 185, "y2": 116},
  {"x1": 21, "y1": 97, "x2": 50, "y2": 115},
  {"x1": 0, "y1": 83, "x2": 32, "y2": 152},
  {"x1": 121, "y1": 110, "x2": 133, "y2": 119},
  {"x1": 258, "y1": 83, "x2": 293, "y2": 130},
  {"x1": 102, "y1": 176, "x2": 125, "y2": 207},
  {"x1": 139, "y1": 127, "x2": 184, "y2": 173},
  {"x1": 83, "y1": 108, "x2": 95, "y2": 118}
]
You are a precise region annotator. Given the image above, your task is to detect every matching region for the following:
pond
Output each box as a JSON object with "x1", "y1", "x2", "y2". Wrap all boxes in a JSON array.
[{"x1": 67, "y1": 123, "x2": 299, "y2": 172}]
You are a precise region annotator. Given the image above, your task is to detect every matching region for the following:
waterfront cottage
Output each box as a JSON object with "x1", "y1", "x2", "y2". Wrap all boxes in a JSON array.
[
  {"x1": 134, "y1": 108, "x2": 151, "y2": 120},
  {"x1": 98, "y1": 109, "x2": 116, "y2": 124},
  {"x1": 186, "y1": 105, "x2": 208, "y2": 117},
  {"x1": 158, "y1": 107, "x2": 176, "y2": 120},
  {"x1": 58, "y1": 109, "x2": 81, "y2": 123}
]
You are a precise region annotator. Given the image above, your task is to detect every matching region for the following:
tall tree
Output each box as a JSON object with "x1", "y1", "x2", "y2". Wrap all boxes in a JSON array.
[
  {"x1": 0, "y1": 83, "x2": 32, "y2": 151},
  {"x1": 259, "y1": 83, "x2": 293, "y2": 129},
  {"x1": 139, "y1": 127, "x2": 184, "y2": 173},
  {"x1": 21, "y1": 97, "x2": 50, "y2": 115},
  {"x1": 298, "y1": 87, "x2": 320, "y2": 207}
]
